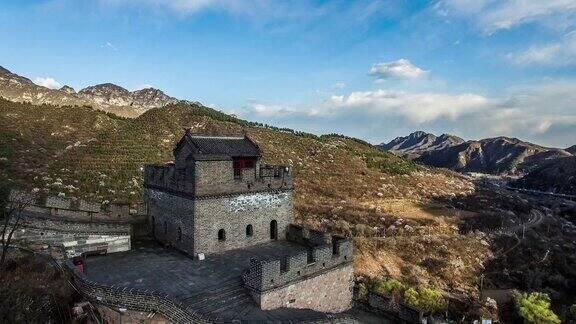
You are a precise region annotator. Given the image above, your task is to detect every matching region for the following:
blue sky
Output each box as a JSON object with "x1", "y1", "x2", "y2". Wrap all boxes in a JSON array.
[{"x1": 1, "y1": 0, "x2": 576, "y2": 147}]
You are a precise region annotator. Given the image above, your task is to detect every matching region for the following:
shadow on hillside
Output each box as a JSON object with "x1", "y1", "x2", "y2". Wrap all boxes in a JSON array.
[{"x1": 418, "y1": 188, "x2": 576, "y2": 320}]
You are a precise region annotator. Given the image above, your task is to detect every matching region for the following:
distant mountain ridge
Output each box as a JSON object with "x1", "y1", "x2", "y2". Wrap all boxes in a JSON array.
[
  {"x1": 380, "y1": 131, "x2": 465, "y2": 159},
  {"x1": 380, "y1": 131, "x2": 572, "y2": 174},
  {"x1": 0, "y1": 66, "x2": 179, "y2": 117}
]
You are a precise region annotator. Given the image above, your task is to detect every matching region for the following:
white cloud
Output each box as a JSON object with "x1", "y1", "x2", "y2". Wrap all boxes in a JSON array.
[
  {"x1": 509, "y1": 32, "x2": 576, "y2": 66},
  {"x1": 333, "y1": 82, "x2": 347, "y2": 89},
  {"x1": 99, "y1": 0, "x2": 220, "y2": 13},
  {"x1": 133, "y1": 84, "x2": 156, "y2": 91},
  {"x1": 33, "y1": 77, "x2": 62, "y2": 89},
  {"x1": 95, "y1": 0, "x2": 400, "y2": 29},
  {"x1": 154, "y1": 0, "x2": 219, "y2": 12},
  {"x1": 536, "y1": 120, "x2": 553, "y2": 134},
  {"x1": 328, "y1": 89, "x2": 488, "y2": 123},
  {"x1": 437, "y1": 0, "x2": 576, "y2": 34},
  {"x1": 242, "y1": 79, "x2": 576, "y2": 147},
  {"x1": 102, "y1": 41, "x2": 118, "y2": 51},
  {"x1": 369, "y1": 59, "x2": 428, "y2": 80},
  {"x1": 246, "y1": 100, "x2": 295, "y2": 117}
]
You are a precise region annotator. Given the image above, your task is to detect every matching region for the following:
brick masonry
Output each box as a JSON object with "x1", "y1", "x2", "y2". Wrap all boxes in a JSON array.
[
  {"x1": 241, "y1": 225, "x2": 355, "y2": 313},
  {"x1": 255, "y1": 263, "x2": 354, "y2": 313},
  {"x1": 11, "y1": 213, "x2": 131, "y2": 257},
  {"x1": 193, "y1": 191, "x2": 293, "y2": 253},
  {"x1": 147, "y1": 188, "x2": 293, "y2": 255}
]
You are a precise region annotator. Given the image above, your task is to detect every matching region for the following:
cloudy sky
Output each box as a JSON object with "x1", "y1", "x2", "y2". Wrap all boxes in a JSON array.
[{"x1": 1, "y1": 0, "x2": 576, "y2": 147}]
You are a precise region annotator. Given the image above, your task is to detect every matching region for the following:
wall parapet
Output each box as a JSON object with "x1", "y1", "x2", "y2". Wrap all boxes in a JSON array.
[
  {"x1": 144, "y1": 162, "x2": 293, "y2": 197},
  {"x1": 18, "y1": 212, "x2": 131, "y2": 235},
  {"x1": 67, "y1": 261, "x2": 357, "y2": 323},
  {"x1": 22, "y1": 194, "x2": 139, "y2": 222},
  {"x1": 64, "y1": 261, "x2": 210, "y2": 324},
  {"x1": 243, "y1": 225, "x2": 353, "y2": 293}
]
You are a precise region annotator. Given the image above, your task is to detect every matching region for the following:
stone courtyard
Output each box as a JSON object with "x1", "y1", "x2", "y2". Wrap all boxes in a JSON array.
[{"x1": 84, "y1": 240, "x2": 349, "y2": 322}]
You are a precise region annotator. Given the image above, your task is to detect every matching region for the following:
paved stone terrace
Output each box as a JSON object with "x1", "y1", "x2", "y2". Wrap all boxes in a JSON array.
[{"x1": 84, "y1": 240, "x2": 352, "y2": 322}]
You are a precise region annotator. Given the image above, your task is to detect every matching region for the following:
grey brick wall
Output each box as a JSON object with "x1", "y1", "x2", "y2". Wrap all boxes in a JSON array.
[
  {"x1": 46, "y1": 196, "x2": 72, "y2": 209},
  {"x1": 146, "y1": 189, "x2": 195, "y2": 255},
  {"x1": 255, "y1": 263, "x2": 354, "y2": 313},
  {"x1": 146, "y1": 188, "x2": 294, "y2": 255},
  {"x1": 11, "y1": 215, "x2": 131, "y2": 257},
  {"x1": 193, "y1": 191, "x2": 293, "y2": 254},
  {"x1": 243, "y1": 225, "x2": 353, "y2": 293},
  {"x1": 144, "y1": 160, "x2": 293, "y2": 199},
  {"x1": 194, "y1": 160, "x2": 292, "y2": 197}
]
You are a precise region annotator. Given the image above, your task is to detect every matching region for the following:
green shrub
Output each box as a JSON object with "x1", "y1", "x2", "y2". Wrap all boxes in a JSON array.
[
  {"x1": 403, "y1": 287, "x2": 447, "y2": 314},
  {"x1": 357, "y1": 151, "x2": 419, "y2": 175},
  {"x1": 516, "y1": 292, "x2": 560, "y2": 324},
  {"x1": 372, "y1": 278, "x2": 406, "y2": 297}
]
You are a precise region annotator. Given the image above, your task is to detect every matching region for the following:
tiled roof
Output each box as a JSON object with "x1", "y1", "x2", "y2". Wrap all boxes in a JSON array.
[{"x1": 181, "y1": 134, "x2": 261, "y2": 160}]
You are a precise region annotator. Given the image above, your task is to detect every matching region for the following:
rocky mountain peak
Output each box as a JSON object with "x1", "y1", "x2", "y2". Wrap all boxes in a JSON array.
[
  {"x1": 380, "y1": 131, "x2": 464, "y2": 159},
  {"x1": 60, "y1": 85, "x2": 76, "y2": 94},
  {"x1": 79, "y1": 83, "x2": 131, "y2": 97},
  {"x1": 0, "y1": 66, "x2": 182, "y2": 117}
]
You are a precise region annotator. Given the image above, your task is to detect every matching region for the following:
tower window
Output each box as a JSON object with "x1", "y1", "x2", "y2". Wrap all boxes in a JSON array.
[
  {"x1": 233, "y1": 157, "x2": 256, "y2": 179},
  {"x1": 218, "y1": 229, "x2": 226, "y2": 241},
  {"x1": 246, "y1": 224, "x2": 253, "y2": 237},
  {"x1": 270, "y1": 220, "x2": 278, "y2": 240}
]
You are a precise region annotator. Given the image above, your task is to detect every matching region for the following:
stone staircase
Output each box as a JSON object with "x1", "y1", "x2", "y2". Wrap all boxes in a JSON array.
[{"x1": 181, "y1": 278, "x2": 254, "y2": 320}]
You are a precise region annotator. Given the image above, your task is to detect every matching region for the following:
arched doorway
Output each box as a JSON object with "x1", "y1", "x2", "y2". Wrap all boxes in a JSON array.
[
  {"x1": 218, "y1": 229, "x2": 226, "y2": 241},
  {"x1": 246, "y1": 224, "x2": 253, "y2": 237},
  {"x1": 270, "y1": 220, "x2": 278, "y2": 240}
]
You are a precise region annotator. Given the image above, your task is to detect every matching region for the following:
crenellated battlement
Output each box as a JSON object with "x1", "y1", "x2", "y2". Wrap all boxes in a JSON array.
[
  {"x1": 144, "y1": 162, "x2": 293, "y2": 197},
  {"x1": 243, "y1": 225, "x2": 353, "y2": 292},
  {"x1": 14, "y1": 190, "x2": 137, "y2": 222}
]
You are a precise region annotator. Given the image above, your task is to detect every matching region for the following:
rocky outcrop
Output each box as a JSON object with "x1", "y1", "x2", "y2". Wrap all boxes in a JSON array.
[
  {"x1": 566, "y1": 145, "x2": 576, "y2": 155},
  {"x1": 0, "y1": 66, "x2": 179, "y2": 117},
  {"x1": 60, "y1": 85, "x2": 76, "y2": 94}
]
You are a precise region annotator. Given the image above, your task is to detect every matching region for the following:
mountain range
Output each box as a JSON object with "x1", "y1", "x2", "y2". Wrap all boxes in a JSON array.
[
  {"x1": 2, "y1": 65, "x2": 574, "y2": 193},
  {"x1": 380, "y1": 131, "x2": 573, "y2": 174},
  {"x1": 0, "y1": 66, "x2": 179, "y2": 117},
  {"x1": 380, "y1": 131, "x2": 465, "y2": 159}
]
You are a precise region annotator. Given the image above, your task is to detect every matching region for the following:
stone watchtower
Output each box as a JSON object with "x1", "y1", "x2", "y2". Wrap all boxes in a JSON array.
[{"x1": 144, "y1": 131, "x2": 294, "y2": 255}]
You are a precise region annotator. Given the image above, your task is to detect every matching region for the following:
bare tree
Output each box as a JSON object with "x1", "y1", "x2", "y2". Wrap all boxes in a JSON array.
[{"x1": 0, "y1": 190, "x2": 35, "y2": 268}]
